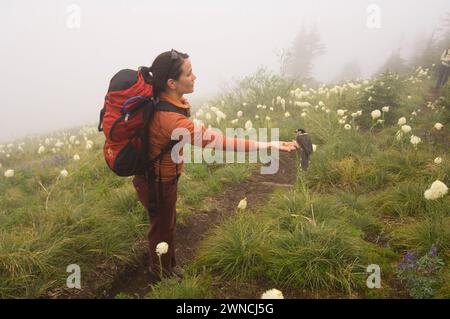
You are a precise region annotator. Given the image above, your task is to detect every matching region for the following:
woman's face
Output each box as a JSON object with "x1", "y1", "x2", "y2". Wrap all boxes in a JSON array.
[{"x1": 168, "y1": 58, "x2": 196, "y2": 95}]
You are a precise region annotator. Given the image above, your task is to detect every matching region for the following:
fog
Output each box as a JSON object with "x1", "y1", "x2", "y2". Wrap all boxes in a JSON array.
[{"x1": 1, "y1": 0, "x2": 449, "y2": 142}]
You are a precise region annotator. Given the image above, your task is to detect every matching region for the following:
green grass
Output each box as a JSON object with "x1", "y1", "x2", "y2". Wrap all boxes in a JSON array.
[
  {"x1": 194, "y1": 212, "x2": 274, "y2": 282},
  {"x1": 0, "y1": 131, "x2": 254, "y2": 298},
  {"x1": 265, "y1": 221, "x2": 367, "y2": 295},
  {"x1": 146, "y1": 274, "x2": 214, "y2": 299},
  {"x1": 186, "y1": 69, "x2": 449, "y2": 298},
  {"x1": 370, "y1": 180, "x2": 450, "y2": 218},
  {"x1": 1, "y1": 67, "x2": 448, "y2": 299},
  {"x1": 391, "y1": 216, "x2": 450, "y2": 254}
]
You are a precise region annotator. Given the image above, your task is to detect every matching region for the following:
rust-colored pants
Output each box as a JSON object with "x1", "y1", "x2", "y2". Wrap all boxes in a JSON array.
[{"x1": 132, "y1": 175, "x2": 178, "y2": 274}]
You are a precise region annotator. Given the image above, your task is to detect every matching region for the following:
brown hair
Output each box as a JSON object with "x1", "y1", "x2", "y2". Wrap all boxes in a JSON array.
[{"x1": 140, "y1": 49, "x2": 189, "y2": 97}]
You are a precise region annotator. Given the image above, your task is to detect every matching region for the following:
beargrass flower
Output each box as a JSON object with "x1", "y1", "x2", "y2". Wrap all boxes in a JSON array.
[
  {"x1": 401, "y1": 125, "x2": 412, "y2": 133},
  {"x1": 156, "y1": 242, "x2": 169, "y2": 256},
  {"x1": 261, "y1": 289, "x2": 284, "y2": 299},
  {"x1": 371, "y1": 109, "x2": 381, "y2": 120},
  {"x1": 410, "y1": 135, "x2": 421, "y2": 146},
  {"x1": 276, "y1": 96, "x2": 282, "y2": 104},
  {"x1": 245, "y1": 120, "x2": 253, "y2": 131},
  {"x1": 4, "y1": 169, "x2": 14, "y2": 178},
  {"x1": 398, "y1": 117, "x2": 407, "y2": 125},
  {"x1": 86, "y1": 140, "x2": 94, "y2": 150},
  {"x1": 216, "y1": 111, "x2": 226, "y2": 121},
  {"x1": 237, "y1": 197, "x2": 247, "y2": 210},
  {"x1": 434, "y1": 123, "x2": 443, "y2": 130},
  {"x1": 424, "y1": 180, "x2": 448, "y2": 200}
]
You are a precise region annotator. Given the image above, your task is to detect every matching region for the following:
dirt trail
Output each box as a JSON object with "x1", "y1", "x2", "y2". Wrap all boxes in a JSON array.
[{"x1": 103, "y1": 151, "x2": 299, "y2": 298}]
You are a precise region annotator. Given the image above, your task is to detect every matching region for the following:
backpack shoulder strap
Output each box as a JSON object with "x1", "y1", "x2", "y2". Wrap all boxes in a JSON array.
[
  {"x1": 146, "y1": 101, "x2": 189, "y2": 167},
  {"x1": 156, "y1": 101, "x2": 189, "y2": 117}
]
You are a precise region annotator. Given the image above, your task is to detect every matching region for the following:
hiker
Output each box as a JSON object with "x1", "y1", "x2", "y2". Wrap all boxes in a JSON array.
[
  {"x1": 435, "y1": 48, "x2": 450, "y2": 89},
  {"x1": 133, "y1": 49, "x2": 298, "y2": 280}
]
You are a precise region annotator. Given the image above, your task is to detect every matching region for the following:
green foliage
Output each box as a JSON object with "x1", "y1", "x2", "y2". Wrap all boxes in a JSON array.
[
  {"x1": 371, "y1": 181, "x2": 450, "y2": 218},
  {"x1": 265, "y1": 221, "x2": 367, "y2": 294},
  {"x1": 0, "y1": 131, "x2": 252, "y2": 298},
  {"x1": 147, "y1": 275, "x2": 214, "y2": 299},
  {"x1": 391, "y1": 217, "x2": 450, "y2": 254},
  {"x1": 194, "y1": 212, "x2": 274, "y2": 281},
  {"x1": 355, "y1": 73, "x2": 406, "y2": 129},
  {"x1": 1, "y1": 58, "x2": 448, "y2": 299}
]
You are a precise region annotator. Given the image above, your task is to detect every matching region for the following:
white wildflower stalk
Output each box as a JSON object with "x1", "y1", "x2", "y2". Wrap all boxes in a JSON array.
[
  {"x1": 395, "y1": 130, "x2": 404, "y2": 142},
  {"x1": 156, "y1": 242, "x2": 169, "y2": 279},
  {"x1": 37, "y1": 170, "x2": 69, "y2": 211}
]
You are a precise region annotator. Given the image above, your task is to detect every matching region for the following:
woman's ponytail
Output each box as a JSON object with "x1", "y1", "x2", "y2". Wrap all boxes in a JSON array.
[{"x1": 139, "y1": 66, "x2": 153, "y2": 84}]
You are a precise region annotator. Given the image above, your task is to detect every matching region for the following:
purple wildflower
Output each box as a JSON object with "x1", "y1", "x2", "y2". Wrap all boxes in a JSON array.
[
  {"x1": 398, "y1": 262, "x2": 407, "y2": 271},
  {"x1": 404, "y1": 251, "x2": 417, "y2": 263},
  {"x1": 428, "y1": 244, "x2": 438, "y2": 257},
  {"x1": 40, "y1": 155, "x2": 69, "y2": 168}
]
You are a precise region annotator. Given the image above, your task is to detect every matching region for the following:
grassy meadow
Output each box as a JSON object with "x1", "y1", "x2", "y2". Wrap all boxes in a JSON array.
[{"x1": 1, "y1": 65, "x2": 449, "y2": 299}]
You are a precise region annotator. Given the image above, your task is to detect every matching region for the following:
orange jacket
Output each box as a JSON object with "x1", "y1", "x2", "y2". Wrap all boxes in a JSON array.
[{"x1": 148, "y1": 92, "x2": 256, "y2": 181}]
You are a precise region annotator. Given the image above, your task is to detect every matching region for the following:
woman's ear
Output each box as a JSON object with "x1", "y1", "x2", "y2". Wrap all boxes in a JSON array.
[{"x1": 167, "y1": 79, "x2": 176, "y2": 90}]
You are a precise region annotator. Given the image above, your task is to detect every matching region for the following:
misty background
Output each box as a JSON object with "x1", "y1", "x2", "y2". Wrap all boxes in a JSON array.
[{"x1": 1, "y1": 0, "x2": 449, "y2": 142}]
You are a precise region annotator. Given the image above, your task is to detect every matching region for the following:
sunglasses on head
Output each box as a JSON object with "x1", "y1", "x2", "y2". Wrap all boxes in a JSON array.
[{"x1": 166, "y1": 49, "x2": 180, "y2": 82}]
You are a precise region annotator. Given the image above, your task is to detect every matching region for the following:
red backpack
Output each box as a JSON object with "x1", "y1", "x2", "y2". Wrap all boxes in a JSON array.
[{"x1": 98, "y1": 68, "x2": 187, "y2": 177}]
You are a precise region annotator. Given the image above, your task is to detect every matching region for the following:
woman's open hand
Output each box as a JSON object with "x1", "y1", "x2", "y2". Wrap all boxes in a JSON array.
[{"x1": 269, "y1": 141, "x2": 299, "y2": 152}]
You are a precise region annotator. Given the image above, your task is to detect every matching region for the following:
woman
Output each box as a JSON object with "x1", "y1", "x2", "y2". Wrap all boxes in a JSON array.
[{"x1": 134, "y1": 49, "x2": 297, "y2": 280}]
